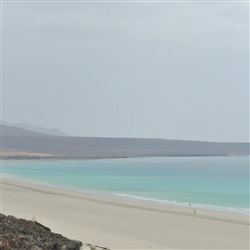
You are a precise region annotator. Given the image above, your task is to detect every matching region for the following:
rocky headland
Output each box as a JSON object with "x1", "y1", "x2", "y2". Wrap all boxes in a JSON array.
[{"x1": 0, "y1": 213, "x2": 82, "y2": 250}]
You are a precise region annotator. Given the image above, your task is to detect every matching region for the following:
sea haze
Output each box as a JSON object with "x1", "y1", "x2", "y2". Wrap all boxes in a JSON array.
[{"x1": 3, "y1": 156, "x2": 249, "y2": 215}]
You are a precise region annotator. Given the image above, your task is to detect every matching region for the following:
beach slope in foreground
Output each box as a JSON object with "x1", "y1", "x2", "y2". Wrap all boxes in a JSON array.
[{"x1": 2, "y1": 179, "x2": 249, "y2": 249}]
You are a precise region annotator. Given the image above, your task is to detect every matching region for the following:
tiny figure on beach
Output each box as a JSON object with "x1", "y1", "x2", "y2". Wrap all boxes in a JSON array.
[{"x1": 194, "y1": 209, "x2": 196, "y2": 215}]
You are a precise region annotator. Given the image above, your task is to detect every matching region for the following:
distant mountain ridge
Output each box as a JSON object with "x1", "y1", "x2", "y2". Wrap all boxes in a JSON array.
[
  {"x1": 0, "y1": 124, "x2": 52, "y2": 137},
  {"x1": 1, "y1": 121, "x2": 68, "y2": 136},
  {"x1": 0, "y1": 124, "x2": 249, "y2": 159}
]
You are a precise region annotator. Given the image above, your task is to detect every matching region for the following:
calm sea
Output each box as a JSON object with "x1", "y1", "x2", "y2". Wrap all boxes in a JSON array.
[{"x1": 2, "y1": 156, "x2": 249, "y2": 215}]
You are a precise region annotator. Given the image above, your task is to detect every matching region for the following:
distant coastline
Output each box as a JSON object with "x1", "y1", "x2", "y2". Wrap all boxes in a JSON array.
[
  {"x1": 1, "y1": 124, "x2": 249, "y2": 160},
  {"x1": 0, "y1": 151, "x2": 246, "y2": 160}
]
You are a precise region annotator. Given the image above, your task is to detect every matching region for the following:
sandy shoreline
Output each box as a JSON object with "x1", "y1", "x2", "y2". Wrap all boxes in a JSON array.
[{"x1": 1, "y1": 178, "x2": 249, "y2": 249}]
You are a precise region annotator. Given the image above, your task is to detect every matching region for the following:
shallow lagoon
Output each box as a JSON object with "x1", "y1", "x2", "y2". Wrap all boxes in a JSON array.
[{"x1": 3, "y1": 156, "x2": 249, "y2": 215}]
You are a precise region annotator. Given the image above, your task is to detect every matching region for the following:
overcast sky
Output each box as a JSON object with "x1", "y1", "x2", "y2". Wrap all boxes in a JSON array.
[{"x1": 1, "y1": 1, "x2": 249, "y2": 142}]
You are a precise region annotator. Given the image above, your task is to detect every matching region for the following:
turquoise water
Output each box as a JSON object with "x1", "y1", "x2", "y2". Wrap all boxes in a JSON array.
[{"x1": 2, "y1": 156, "x2": 249, "y2": 215}]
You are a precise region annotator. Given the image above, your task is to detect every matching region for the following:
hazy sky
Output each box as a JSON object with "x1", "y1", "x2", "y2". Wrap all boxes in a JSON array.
[{"x1": 1, "y1": 1, "x2": 249, "y2": 142}]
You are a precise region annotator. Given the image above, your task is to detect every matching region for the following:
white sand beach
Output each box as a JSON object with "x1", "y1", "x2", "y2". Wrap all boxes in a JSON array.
[{"x1": 1, "y1": 178, "x2": 249, "y2": 249}]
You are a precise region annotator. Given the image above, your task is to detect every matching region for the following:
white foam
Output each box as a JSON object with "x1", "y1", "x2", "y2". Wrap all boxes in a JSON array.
[{"x1": 2, "y1": 173, "x2": 249, "y2": 216}]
